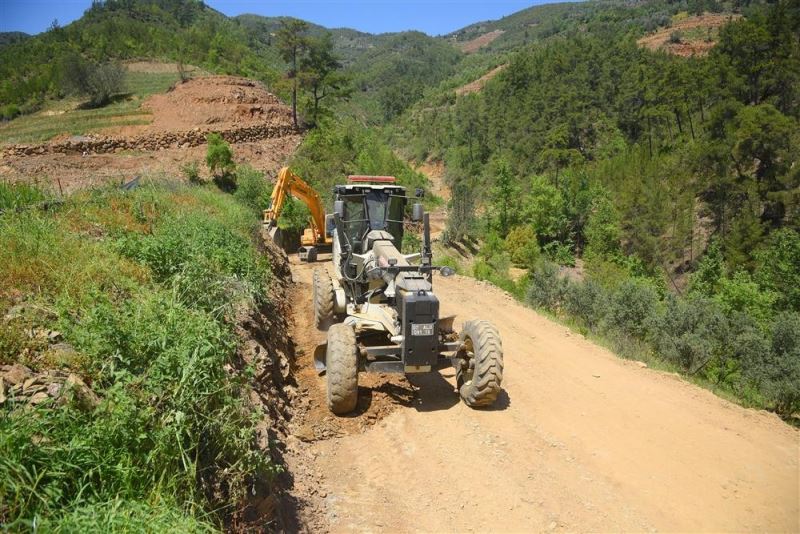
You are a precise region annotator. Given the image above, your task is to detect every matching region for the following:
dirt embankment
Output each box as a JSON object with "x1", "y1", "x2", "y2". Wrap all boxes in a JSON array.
[
  {"x1": 0, "y1": 76, "x2": 302, "y2": 193},
  {"x1": 282, "y1": 258, "x2": 799, "y2": 532}
]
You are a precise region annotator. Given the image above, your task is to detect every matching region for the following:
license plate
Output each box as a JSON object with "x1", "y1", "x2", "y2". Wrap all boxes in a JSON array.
[{"x1": 411, "y1": 323, "x2": 434, "y2": 336}]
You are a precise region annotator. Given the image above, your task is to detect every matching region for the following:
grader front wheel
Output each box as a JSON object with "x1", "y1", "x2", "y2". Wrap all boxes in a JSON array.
[
  {"x1": 456, "y1": 320, "x2": 504, "y2": 407},
  {"x1": 312, "y1": 268, "x2": 335, "y2": 331},
  {"x1": 326, "y1": 323, "x2": 359, "y2": 415}
]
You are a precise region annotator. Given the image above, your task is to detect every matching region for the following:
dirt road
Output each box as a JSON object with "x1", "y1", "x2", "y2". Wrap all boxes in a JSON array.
[{"x1": 284, "y1": 258, "x2": 799, "y2": 533}]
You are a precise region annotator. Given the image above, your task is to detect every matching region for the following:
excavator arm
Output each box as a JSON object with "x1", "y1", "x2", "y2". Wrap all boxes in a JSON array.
[{"x1": 264, "y1": 167, "x2": 331, "y2": 259}]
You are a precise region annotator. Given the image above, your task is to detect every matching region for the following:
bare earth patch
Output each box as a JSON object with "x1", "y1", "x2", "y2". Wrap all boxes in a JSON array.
[
  {"x1": 0, "y1": 76, "x2": 300, "y2": 192},
  {"x1": 637, "y1": 13, "x2": 741, "y2": 57},
  {"x1": 455, "y1": 64, "x2": 507, "y2": 96},
  {"x1": 457, "y1": 29, "x2": 505, "y2": 53}
]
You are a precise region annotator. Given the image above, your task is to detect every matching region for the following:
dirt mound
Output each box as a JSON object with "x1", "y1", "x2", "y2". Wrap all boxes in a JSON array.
[
  {"x1": 144, "y1": 76, "x2": 293, "y2": 133},
  {"x1": 637, "y1": 13, "x2": 741, "y2": 57},
  {"x1": 0, "y1": 75, "x2": 301, "y2": 193},
  {"x1": 458, "y1": 29, "x2": 505, "y2": 53}
]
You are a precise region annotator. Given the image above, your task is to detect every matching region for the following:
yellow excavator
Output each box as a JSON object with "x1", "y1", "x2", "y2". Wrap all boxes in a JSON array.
[{"x1": 263, "y1": 166, "x2": 332, "y2": 262}]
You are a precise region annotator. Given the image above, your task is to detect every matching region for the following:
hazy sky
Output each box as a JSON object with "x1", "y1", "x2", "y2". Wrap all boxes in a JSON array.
[{"x1": 0, "y1": 0, "x2": 548, "y2": 36}]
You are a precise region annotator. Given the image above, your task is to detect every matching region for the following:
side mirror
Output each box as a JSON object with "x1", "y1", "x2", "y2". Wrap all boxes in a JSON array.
[
  {"x1": 334, "y1": 200, "x2": 345, "y2": 218},
  {"x1": 412, "y1": 203, "x2": 424, "y2": 222},
  {"x1": 439, "y1": 266, "x2": 455, "y2": 277}
]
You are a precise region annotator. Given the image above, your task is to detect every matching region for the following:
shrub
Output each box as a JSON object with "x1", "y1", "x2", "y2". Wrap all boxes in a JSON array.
[
  {"x1": 688, "y1": 239, "x2": 725, "y2": 297},
  {"x1": 754, "y1": 312, "x2": 800, "y2": 417},
  {"x1": 650, "y1": 296, "x2": 729, "y2": 373},
  {"x1": 505, "y1": 226, "x2": 540, "y2": 269},
  {"x1": 115, "y1": 212, "x2": 267, "y2": 314},
  {"x1": 584, "y1": 195, "x2": 621, "y2": 257},
  {"x1": 181, "y1": 160, "x2": 201, "y2": 184},
  {"x1": 543, "y1": 241, "x2": 575, "y2": 266},
  {"x1": 60, "y1": 54, "x2": 125, "y2": 107},
  {"x1": 277, "y1": 196, "x2": 310, "y2": 232},
  {"x1": 527, "y1": 261, "x2": 569, "y2": 310},
  {"x1": 524, "y1": 175, "x2": 565, "y2": 241},
  {"x1": 715, "y1": 271, "x2": 777, "y2": 327},
  {"x1": 233, "y1": 165, "x2": 272, "y2": 216},
  {"x1": 754, "y1": 228, "x2": 800, "y2": 312},
  {"x1": 712, "y1": 312, "x2": 769, "y2": 390},
  {"x1": 564, "y1": 280, "x2": 609, "y2": 332},
  {"x1": 205, "y1": 133, "x2": 235, "y2": 178},
  {"x1": 402, "y1": 230, "x2": 421, "y2": 254},
  {"x1": 607, "y1": 278, "x2": 659, "y2": 340},
  {"x1": 0, "y1": 103, "x2": 21, "y2": 121}
]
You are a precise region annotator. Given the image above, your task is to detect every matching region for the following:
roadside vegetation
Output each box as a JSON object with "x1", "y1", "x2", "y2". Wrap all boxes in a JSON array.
[
  {"x1": 388, "y1": 0, "x2": 799, "y2": 418},
  {"x1": 0, "y1": 178, "x2": 280, "y2": 529}
]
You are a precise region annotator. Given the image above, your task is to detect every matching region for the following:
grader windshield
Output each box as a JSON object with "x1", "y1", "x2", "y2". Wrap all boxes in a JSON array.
[{"x1": 339, "y1": 188, "x2": 406, "y2": 252}]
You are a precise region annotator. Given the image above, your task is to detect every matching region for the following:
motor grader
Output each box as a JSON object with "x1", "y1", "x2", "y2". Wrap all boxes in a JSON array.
[{"x1": 312, "y1": 175, "x2": 504, "y2": 414}]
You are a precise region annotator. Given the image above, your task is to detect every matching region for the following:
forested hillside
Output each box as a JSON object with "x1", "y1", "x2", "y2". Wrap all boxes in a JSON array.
[{"x1": 392, "y1": 0, "x2": 800, "y2": 417}]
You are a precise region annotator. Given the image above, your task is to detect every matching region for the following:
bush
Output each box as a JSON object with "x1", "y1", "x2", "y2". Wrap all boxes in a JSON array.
[
  {"x1": 527, "y1": 261, "x2": 569, "y2": 310},
  {"x1": 715, "y1": 271, "x2": 777, "y2": 327},
  {"x1": 606, "y1": 278, "x2": 660, "y2": 340},
  {"x1": 543, "y1": 241, "x2": 575, "y2": 266},
  {"x1": 524, "y1": 175, "x2": 565, "y2": 241},
  {"x1": 564, "y1": 280, "x2": 608, "y2": 332},
  {"x1": 505, "y1": 226, "x2": 540, "y2": 269},
  {"x1": 755, "y1": 313, "x2": 800, "y2": 416},
  {"x1": 181, "y1": 160, "x2": 201, "y2": 184},
  {"x1": 233, "y1": 165, "x2": 272, "y2": 216},
  {"x1": 205, "y1": 133, "x2": 235, "y2": 178},
  {"x1": 584, "y1": 195, "x2": 621, "y2": 257},
  {"x1": 754, "y1": 228, "x2": 800, "y2": 312},
  {"x1": 650, "y1": 296, "x2": 729, "y2": 373},
  {"x1": 116, "y1": 212, "x2": 268, "y2": 315},
  {"x1": 60, "y1": 54, "x2": 125, "y2": 107},
  {"x1": 277, "y1": 197, "x2": 310, "y2": 232},
  {"x1": 688, "y1": 239, "x2": 725, "y2": 297},
  {"x1": 0, "y1": 103, "x2": 21, "y2": 121}
]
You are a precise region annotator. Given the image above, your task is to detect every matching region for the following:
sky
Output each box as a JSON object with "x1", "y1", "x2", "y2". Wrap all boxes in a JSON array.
[{"x1": 0, "y1": 0, "x2": 548, "y2": 36}]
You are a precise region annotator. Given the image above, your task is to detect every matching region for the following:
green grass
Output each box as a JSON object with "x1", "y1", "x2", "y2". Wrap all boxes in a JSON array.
[
  {"x1": 0, "y1": 179, "x2": 276, "y2": 530},
  {"x1": 0, "y1": 181, "x2": 47, "y2": 211},
  {"x1": 0, "y1": 99, "x2": 150, "y2": 144},
  {"x1": 124, "y1": 71, "x2": 181, "y2": 98},
  {"x1": 0, "y1": 71, "x2": 183, "y2": 144}
]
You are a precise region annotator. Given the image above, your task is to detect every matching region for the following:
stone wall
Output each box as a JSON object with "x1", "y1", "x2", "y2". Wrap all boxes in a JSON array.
[{"x1": 2, "y1": 123, "x2": 300, "y2": 158}]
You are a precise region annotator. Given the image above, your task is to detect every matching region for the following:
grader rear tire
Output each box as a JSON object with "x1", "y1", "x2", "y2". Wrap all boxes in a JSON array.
[
  {"x1": 313, "y1": 268, "x2": 335, "y2": 331},
  {"x1": 326, "y1": 323, "x2": 359, "y2": 415},
  {"x1": 457, "y1": 319, "x2": 504, "y2": 407}
]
